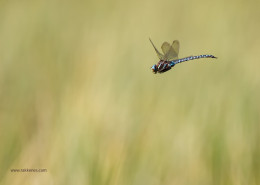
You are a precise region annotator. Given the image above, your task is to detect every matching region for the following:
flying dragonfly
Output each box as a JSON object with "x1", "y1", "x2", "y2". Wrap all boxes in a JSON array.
[{"x1": 149, "y1": 38, "x2": 217, "y2": 74}]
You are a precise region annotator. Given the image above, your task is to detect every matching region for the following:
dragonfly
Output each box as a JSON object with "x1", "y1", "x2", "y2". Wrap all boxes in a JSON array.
[{"x1": 149, "y1": 38, "x2": 217, "y2": 74}]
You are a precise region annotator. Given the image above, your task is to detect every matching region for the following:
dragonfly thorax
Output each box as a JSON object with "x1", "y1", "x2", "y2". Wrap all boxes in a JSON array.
[{"x1": 151, "y1": 60, "x2": 172, "y2": 74}]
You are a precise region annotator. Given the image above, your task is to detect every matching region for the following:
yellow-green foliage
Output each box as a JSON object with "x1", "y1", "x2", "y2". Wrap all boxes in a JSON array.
[{"x1": 0, "y1": 0, "x2": 260, "y2": 184}]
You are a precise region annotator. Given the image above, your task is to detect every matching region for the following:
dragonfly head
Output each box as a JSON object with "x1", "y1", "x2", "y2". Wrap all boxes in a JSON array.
[{"x1": 151, "y1": 64, "x2": 158, "y2": 74}]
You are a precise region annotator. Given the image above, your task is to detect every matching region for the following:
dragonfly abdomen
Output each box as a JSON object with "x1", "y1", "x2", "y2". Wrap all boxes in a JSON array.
[{"x1": 170, "y1": 54, "x2": 217, "y2": 66}]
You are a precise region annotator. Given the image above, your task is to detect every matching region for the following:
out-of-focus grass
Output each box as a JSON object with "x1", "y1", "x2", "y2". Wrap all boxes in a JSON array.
[{"x1": 0, "y1": 0, "x2": 260, "y2": 184}]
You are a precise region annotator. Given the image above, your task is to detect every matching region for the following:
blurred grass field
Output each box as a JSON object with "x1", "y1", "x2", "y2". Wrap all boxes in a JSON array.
[{"x1": 0, "y1": 0, "x2": 260, "y2": 184}]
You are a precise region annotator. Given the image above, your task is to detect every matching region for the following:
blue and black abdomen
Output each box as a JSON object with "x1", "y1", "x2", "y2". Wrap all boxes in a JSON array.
[{"x1": 170, "y1": 54, "x2": 217, "y2": 66}]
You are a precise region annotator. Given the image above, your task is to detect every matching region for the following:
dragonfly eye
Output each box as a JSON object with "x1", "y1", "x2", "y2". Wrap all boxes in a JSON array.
[{"x1": 151, "y1": 64, "x2": 158, "y2": 74}]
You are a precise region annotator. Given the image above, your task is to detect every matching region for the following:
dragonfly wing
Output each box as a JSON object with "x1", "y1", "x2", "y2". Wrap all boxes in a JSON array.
[
  {"x1": 164, "y1": 40, "x2": 180, "y2": 60},
  {"x1": 161, "y1": 42, "x2": 171, "y2": 55},
  {"x1": 149, "y1": 38, "x2": 165, "y2": 60}
]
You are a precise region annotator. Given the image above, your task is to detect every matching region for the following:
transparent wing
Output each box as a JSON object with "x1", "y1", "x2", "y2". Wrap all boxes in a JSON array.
[
  {"x1": 163, "y1": 40, "x2": 180, "y2": 61},
  {"x1": 161, "y1": 42, "x2": 171, "y2": 55},
  {"x1": 149, "y1": 38, "x2": 165, "y2": 60}
]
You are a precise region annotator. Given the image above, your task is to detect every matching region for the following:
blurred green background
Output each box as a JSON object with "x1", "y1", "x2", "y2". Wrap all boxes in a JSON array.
[{"x1": 0, "y1": 0, "x2": 260, "y2": 184}]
